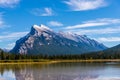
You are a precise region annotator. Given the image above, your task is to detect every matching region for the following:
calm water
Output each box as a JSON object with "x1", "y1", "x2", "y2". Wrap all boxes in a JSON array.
[{"x1": 0, "y1": 62, "x2": 120, "y2": 80}]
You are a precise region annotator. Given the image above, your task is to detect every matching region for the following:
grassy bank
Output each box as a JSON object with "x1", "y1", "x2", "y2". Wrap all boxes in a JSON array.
[
  {"x1": 0, "y1": 59, "x2": 120, "y2": 64},
  {"x1": 55, "y1": 59, "x2": 120, "y2": 63},
  {"x1": 0, "y1": 59, "x2": 57, "y2": 64}
]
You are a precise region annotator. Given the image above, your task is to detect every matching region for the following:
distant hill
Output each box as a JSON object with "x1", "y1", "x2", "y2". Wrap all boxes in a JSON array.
[
  {"x1": 83, "y1": 44, "x2": 120, "y2": 59},
  {"x1": 103, "y1": 44, "x2": 120, "y2": 54},
  {"x1": 10, "y1": 24, "x2": 107, "y2": 55},
  {"x1": 0, "y1": 48, "x2": 3, "y2": 53}
]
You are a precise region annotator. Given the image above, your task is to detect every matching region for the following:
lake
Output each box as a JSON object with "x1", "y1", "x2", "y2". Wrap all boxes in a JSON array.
[{"x1": 0, "y1": 62, "x2": 120, "y2": 80}]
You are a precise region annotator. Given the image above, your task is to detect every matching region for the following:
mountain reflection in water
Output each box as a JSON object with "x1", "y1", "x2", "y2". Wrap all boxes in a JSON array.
[{"x1": 0, "y1": 62, "x2": 120, "y2": 80}]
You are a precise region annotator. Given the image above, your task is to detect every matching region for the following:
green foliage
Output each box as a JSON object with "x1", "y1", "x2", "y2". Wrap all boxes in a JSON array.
[
  {"x1": 1, "y1": 52, "x2": 120, "y2": 60},
  {"x1": 0, "y1": 44, "x2": 120, "y2": 60}
]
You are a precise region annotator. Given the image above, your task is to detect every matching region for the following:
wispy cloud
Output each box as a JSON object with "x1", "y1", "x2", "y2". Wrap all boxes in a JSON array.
[
  {"x1": 0, "y1": 31, "x2": 28, "y2": 41},
  {"x1": 31, "y1": 8, "x2": 54, "y2": 16},
  {"x1": 64, "y1": 0, "x2": 108, "y2": 11},
  {"x1": 96, "y1": 37, "x2": 120, "y2": 42},
  {"x1": 66, "y1": 18, "x2": 120, "y2": 29},
  {"x1": 0, "y1": 31, "x2": 28, "y2": 49},
  {"x1": 0, "y1": 13, "x2": 10, "y2": 29},
  {"x1": 7, "y1": 43, "x2": 15, "y2": 49},
  {"x1": 69, "y1": 27, "x2": 120, "y2": 35},
  {"x1": 47, "y1": 21, "x2": 63, "y2": 27},
  {"x1": 0, "y1": 0, "x2": 20, "y2": 8},
  {"x1": 0, "y1": 13, "x2": 4, "y2": 27}
]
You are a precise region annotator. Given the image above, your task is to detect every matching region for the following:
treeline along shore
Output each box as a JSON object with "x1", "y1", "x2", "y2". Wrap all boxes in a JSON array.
[{"x1": 1, "y1": 50, "x2": 120, "y2": 64}]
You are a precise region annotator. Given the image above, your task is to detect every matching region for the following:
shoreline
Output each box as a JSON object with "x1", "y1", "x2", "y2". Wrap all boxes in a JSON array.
[{"x1": 0, "y1": 59, "x2": 120, "y2": 65}]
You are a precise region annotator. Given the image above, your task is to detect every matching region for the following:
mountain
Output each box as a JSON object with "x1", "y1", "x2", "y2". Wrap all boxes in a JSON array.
[
  {"x1": 102, "y1": 44, "x2": 120, "y2": 54},
  {"x1": 10, "y1": 24, "x2": 107, "y2": 55},
  {"x1": 2, "y1": 48, "x2": 10, "y2": 52},
  {"x1": 83, "y1": 44, "x2": 120, "y2": 59}
]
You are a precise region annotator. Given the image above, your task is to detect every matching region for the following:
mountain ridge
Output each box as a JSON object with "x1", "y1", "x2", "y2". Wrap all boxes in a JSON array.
[{"x1": 10, "y1": 24, "x2": 107, "y2": 55}]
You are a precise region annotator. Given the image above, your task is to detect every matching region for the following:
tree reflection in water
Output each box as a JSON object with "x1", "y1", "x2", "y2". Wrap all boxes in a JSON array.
[{"x1": 0, "y1": 62, "x2": 120, "y2": 80}]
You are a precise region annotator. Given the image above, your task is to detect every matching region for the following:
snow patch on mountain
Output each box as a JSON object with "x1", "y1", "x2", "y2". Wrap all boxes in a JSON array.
[{"x1": 33, "y1": 24, "x2": 52, "y2": 32}]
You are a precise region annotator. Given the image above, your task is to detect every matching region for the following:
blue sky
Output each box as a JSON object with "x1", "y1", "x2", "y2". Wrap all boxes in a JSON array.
[{"x1": 0, "y1": 0, "x2": 120, "y2": 49}]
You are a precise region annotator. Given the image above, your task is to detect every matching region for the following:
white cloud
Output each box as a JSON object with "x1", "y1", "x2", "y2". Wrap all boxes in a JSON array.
[
  {"x1": 66, "y1": 23, "x2": 106, "y2": 29},
  {"x1": 0, "y1": 31, "x2": 28, "y2": 49},
  {"x1": 66, "y1": 18, "x2": 120, "y2": 29},
  {"x1": 0, "y1": 31, "x2": 28, "y2": 40},
  {"x1": 48, "y1": 21, "x2": 63, "y2": 27},
  {"x1": 0, "y1": 14, "x2": 4, "y2": 27},
  {"x1": 7, "y1": 43, "x2": 15, "y2": 49},
  {"x1": 0, "y1": 0, "x2": 20, "y2": 8},
  {"x1": 0, "y1": 13, "x2": 10, "y2": 29},
  {"x1": 64, "y1": 0, "x2": 107, "y2": 11},
  {"x1": 70, "y1": 27, "x2": 120, "y2": 35},
  {"x1": 96, "y1": 37, "x2": 120, "y2": 42},
  {"x1": 31, "y1": 8, "x2": 54, "y2": 16}
]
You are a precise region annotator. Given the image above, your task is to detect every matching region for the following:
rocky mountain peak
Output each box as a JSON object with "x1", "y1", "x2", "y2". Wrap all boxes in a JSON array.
[
  {"x1": 10, "y1": 24, "x2": 107, "y2": 55},
  {"x1": 33, "y1": 24, "x2": 52, "y2": 32},
  {"x1": 30, "y1": 24, "x2": 52, "y2": 36}
]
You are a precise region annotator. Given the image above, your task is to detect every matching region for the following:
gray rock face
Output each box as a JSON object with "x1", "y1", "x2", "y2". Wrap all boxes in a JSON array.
[{"x1": 10, "y1": 24, "x2": 107, "y2": 55}]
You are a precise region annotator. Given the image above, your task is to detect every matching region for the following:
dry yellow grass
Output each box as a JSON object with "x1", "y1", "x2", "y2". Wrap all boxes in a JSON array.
[{"x1": 0, "y1": 59, "x2": 120, "y2": 65}]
